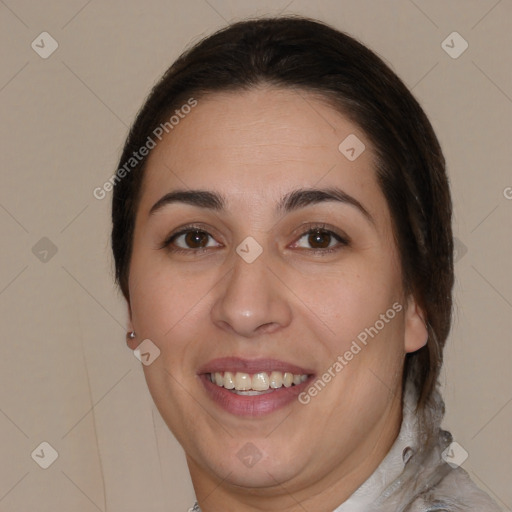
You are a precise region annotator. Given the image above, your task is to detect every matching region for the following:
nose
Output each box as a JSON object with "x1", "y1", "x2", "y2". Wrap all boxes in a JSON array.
[{"x1": 210, "y1": 247, "x2": 293, "y2": 339}]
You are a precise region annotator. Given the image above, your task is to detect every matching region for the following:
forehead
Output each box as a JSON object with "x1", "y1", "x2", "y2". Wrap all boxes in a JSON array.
[{"x1": 138, "y1": 86, "x2": 387, "y2": 221}]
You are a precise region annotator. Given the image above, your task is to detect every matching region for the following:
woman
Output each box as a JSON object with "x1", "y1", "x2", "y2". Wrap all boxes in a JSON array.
[{"x1": 111, "y1": 16, "x2": 502, "y2": 511}]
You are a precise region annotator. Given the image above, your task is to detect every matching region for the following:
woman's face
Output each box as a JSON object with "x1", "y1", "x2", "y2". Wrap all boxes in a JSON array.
[{"x1": 127, "y1": 86, "x2": 427, "y2": 504}]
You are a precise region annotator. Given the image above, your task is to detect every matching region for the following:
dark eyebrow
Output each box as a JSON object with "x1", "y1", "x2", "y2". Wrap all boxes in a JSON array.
[
  {"x1": 149, "y1": 187, "x2": 375, "y2": 226},
  {"x1": 149, "y1": 190, "x2": 225, "y2": 215},
  {"x1": 277, "y1": 187, "x2": 374, "y2": 225}
]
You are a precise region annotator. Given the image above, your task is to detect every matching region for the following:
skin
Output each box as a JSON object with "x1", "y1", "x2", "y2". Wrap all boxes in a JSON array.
[{"x1": 126, "y1": 86, "x2": 428, "y2": 511}]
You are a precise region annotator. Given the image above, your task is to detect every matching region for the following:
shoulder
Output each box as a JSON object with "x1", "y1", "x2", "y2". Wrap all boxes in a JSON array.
[{"x1": 408, "y1": 465, "x2": 503, "y2": 512}]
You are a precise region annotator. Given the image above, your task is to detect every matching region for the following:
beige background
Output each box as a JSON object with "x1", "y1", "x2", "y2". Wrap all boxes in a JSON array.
[{"x1": 0, "y1": 1, "x2": 511, "y2": 511}]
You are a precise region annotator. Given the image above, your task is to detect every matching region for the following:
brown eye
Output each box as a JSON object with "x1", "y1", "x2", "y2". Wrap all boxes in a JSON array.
[
  {"x1": 183, "y1": 230, "x2": 209, "y2": 249},
  {"x1": 291, "y1": 224, "x2": 350, "y2": 255},
  {"x1": 307, "y1": 230, "x2": 332, "y2": 249},
  {"x1": 162, "y1": 227, "x2": 221, "y2": 253}
]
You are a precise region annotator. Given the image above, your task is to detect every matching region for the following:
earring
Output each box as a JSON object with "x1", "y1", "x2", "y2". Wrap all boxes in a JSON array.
[{"x1": 127, "y1": 331, "x2": 136, "y2": 340}]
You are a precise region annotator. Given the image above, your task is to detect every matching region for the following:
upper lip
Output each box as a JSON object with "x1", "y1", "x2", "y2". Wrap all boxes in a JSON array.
[{"x1": 197, "y1": 357, "x2": 313, "y2": 376}]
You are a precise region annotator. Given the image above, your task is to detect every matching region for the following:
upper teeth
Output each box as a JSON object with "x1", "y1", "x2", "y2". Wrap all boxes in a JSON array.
[{"x1": 209, "y1": 371, "x2": 308, "y2": 391}]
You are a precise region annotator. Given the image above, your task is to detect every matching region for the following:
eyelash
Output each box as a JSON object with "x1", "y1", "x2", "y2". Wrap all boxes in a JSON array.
[{"x1": 160, "y1": 222, "x2": 350, "y2": 256}]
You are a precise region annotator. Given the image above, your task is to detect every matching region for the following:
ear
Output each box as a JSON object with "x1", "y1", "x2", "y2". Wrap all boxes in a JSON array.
[
  {"x1": 126, "y1": 302, "x2": 138, "y2": 350},
  {"x1": 403, "y1": 294, "x2": 428, "y2": 354}
]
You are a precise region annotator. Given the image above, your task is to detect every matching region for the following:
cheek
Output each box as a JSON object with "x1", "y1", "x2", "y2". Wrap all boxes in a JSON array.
[
  {"x1": 127, "y1": 260, "x2": 208, "y2": 432},
  {"x1": 128, "y1": 249, "x2": 189, "y2": 340},
  {"x1": 297, "y1": 255, "x2": 402, "y2": 345}
]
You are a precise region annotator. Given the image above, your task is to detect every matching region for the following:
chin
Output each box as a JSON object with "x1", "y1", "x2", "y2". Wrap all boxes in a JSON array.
[
  {"x1": 219, "y1": 458, "x2": 300, "y2": 490},
  {"x1": 197, "y1": 440, "x2": 306, "y2": 490}
]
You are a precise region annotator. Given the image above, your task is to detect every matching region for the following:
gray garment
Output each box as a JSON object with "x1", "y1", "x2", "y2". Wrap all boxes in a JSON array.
[{"x1": 190, "y1": 382, "x2": 502, "y2": 511}]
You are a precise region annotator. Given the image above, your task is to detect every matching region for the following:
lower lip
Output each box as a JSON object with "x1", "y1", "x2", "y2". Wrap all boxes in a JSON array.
[{"x1": 199, "y1": 374, "x2": 313, "y2": 417}]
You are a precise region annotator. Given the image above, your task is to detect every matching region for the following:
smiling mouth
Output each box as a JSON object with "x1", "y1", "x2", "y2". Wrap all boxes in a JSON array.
[
  {"x1": 198, "y1": 357, "x2": 314, "y2": 415},
  {"x1": 207, "y1": 370, "x2": 309, "y2": 395}
]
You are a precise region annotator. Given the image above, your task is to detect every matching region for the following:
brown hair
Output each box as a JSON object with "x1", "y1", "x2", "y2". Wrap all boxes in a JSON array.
[{"x1": 111, "y1": 15, "x2": 454, "y2": 431}]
